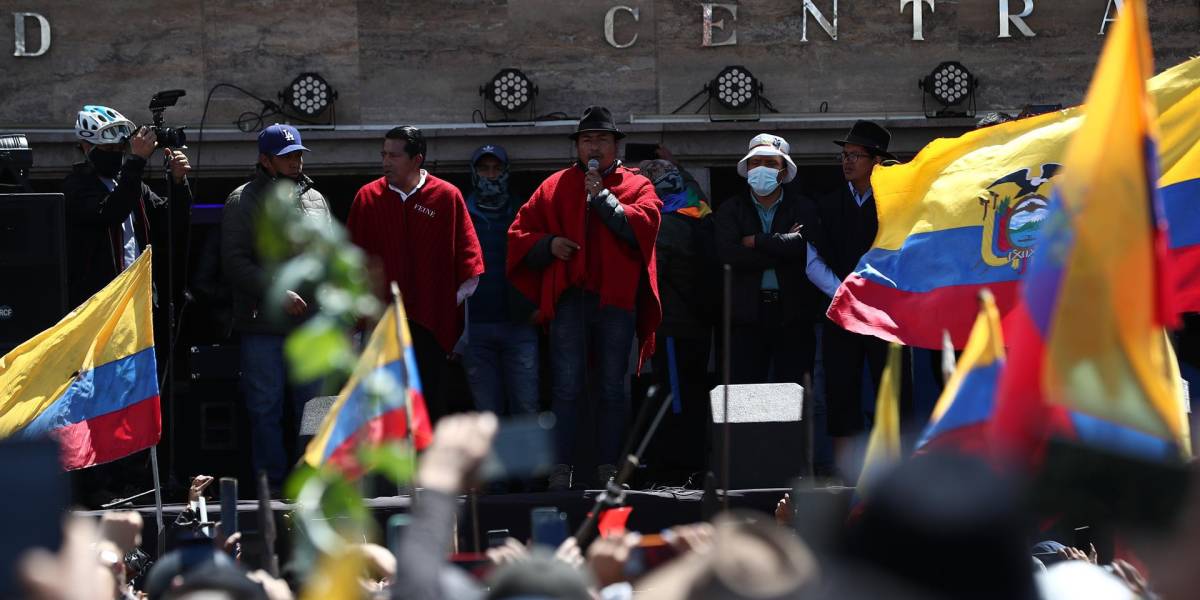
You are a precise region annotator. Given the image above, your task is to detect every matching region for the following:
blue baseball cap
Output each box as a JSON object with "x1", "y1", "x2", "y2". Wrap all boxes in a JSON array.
[
  {"x1": 471, "y1": 144, "x2": 508, "y2": 167},
  {"x1": 258, "y1": 124, "x2": 309, "y2": 156}
]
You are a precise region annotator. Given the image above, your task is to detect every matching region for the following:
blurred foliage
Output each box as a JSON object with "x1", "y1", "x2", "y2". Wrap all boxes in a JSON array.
[
  {"x1": 254, "y1": 179, "x2": 382, "y2": 388},
  {"x1": 252, "y1": 178, "x2": 416, "y2": 562}
]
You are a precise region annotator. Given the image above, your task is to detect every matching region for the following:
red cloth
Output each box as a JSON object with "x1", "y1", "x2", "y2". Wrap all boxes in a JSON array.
[
  {"x1": 348, "y1": 174, "x2": 484, "y2": 352},
  {"x1": 507, "y1": 165, "x2": 662, "y2": 369}
]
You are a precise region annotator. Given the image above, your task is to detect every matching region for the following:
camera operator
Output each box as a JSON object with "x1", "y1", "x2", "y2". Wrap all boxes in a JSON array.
[
  {"x1": 64, "y1": 104, "x2": 192, "y2": 309},
  {"x1": 63, "y1": 104, "x2": 192, "y2": 508}
]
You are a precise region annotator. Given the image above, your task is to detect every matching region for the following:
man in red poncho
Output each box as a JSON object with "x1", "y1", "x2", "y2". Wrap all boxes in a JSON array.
[
  {"x1": 348, "y1": 126, "x2": 484, "y2": 421},
  {"x1": 507, "y1": 106, "x2": 662, "y2": 490}
]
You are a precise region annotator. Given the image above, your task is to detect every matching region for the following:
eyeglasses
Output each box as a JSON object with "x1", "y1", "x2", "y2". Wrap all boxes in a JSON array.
[{"x1": 837, "y1": 151, "x2": 872, "y2": 163}]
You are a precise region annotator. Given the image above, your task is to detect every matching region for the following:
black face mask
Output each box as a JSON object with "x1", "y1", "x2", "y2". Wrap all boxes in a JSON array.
[{"x1": 88, "y1": 147, "x2": 124, "y2": 178}]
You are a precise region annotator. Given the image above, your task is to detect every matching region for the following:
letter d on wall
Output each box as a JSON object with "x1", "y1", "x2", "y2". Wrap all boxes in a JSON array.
[{"x1": 14, "y1": 12, "x2": 51, "y2": 57}]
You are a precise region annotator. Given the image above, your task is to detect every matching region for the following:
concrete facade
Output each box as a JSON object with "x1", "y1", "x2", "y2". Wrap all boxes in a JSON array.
[{"x1": 1, "y1": 0, "x2": 1196, "y2": 178}]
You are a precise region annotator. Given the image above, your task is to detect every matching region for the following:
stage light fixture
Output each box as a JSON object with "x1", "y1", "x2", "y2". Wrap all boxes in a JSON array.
[
  {"x1": 919, "y1": 61, "x2": 978, "y2": 118},
  {"x1": 281, "y1": 72, "x2": 338, "y2": 119},
  {"x1": 479, "y1": 68, "x2": 538, "y2": 124},
  {"x1": 713, "y1": 66, "x2": 758, "y2": 110},
  {"x1": 671, "y1": 65, "x2": 777, "y2": 122}
]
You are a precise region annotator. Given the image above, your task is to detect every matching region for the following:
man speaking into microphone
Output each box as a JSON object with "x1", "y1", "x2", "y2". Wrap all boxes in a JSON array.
[{"x1": 507, "y1": 106, "x2": 662, "y2": 490}]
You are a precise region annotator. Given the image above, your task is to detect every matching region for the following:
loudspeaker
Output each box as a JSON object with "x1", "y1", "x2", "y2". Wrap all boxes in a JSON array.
[
  {"x1": 176, "y1": 344, "x2": 252, "y2": 486},
  {"x1": 0, "y1": 194, "x2": 67, "y2": 354},
  {"x1": 709, "y1": 383, "x2": 804, "y2": 489}
]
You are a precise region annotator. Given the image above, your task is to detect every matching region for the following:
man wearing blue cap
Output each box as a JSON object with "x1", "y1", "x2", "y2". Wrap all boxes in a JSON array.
[
  {"x1": 462, "y1": 144, "x2": 539, "y2": 417},
  {"x1": 221, "y1": 123, "x2": 331, "y2": 490}
]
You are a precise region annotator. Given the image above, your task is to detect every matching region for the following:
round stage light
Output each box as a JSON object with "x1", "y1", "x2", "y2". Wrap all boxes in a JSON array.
[
  {"x1": 925, "y1": 61, "x2": 975, "y2": 107},
  {"x1": 286, "y1": 73, "x2": 334, "y2": 117},
  {"x1": 713, "y1": 66, "x2": 758, "y2": 110},
  {"x1": 486, "y1": 68, "x2": 535, "y2": 113}
]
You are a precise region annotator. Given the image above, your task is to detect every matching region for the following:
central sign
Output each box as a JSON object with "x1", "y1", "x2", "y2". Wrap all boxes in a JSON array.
[{"x1": 605, "y1": 1, "x2": 1130, "y2": 49}]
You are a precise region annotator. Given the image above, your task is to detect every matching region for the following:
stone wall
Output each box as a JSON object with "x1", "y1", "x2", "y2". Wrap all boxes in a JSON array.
[{"x1": 0, "y1": 0, "x2": 1195, "y2": 174}]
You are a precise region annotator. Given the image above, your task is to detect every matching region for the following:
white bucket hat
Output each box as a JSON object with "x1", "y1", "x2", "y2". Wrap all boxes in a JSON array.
[{"x1": 736, "y1": 133, "x2": 798, "y2": 183}]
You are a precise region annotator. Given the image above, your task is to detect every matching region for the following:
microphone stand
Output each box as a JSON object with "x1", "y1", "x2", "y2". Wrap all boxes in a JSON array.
[
  {"x1": 572, "y1": 386, "x2": 674, "y2": 549},
  {"x1": 161, "y1": 151, "x2": 184, "y2": 490}
]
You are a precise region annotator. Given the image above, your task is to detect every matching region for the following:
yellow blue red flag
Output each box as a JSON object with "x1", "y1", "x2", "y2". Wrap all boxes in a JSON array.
[
  {"x1": 0, "y1": 248, "x2": 160, "y2": 469},
  {"x1": 917, "y1": 289, "x2": 1004, "y2": 454},
  {"x1": 828, "y1": 54, "x2": 1200, "y2": 349},
  {"x1": 303, "y1": 298, "x2": 433, "y2": 476},
  {"x1": 855, "y1": 343, "x2": 903, "y2": 499},
  {"x1": 992, "y1": 0, "x2": 1189, "y2": 462}
]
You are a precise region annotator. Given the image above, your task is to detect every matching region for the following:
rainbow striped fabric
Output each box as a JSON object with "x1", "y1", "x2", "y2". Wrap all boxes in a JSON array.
[{"x1": 0, "y1": 248, "x2": 160, "y2": 469}]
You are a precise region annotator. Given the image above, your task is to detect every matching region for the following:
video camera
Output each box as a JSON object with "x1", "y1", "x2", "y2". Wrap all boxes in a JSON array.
[{"x1": 148, "y1": 89, "x2": 188, "y2": 149}]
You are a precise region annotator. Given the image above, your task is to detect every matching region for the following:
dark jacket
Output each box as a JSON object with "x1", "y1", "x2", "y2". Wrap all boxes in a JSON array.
[
  {"x1": 465, "y1": 192, "x2": 537, "y2": 325},
  {"x1": 714, "y1": 183, "x2": 822, "y2": 326},
  {"x1": 220, "y1": 168, "x2": 331, "y2": 335},
  {"x1": 63, "y1": 155, "x2": 192, "y2": 308},
  {"x1": 811, "y1": 183, "x2": 879, "y2": 280},
  {"x1": 656, "y1": 211, "x2": 718, "y2": 340}
]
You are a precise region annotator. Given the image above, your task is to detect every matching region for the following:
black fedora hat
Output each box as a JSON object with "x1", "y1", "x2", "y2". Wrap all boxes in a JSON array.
[
  {"x1": 569, "y1": 105, "x2": 625, "y2": 140},
  {"x1": 835, "y1": 120, "x2": 896, "y2": 161}
]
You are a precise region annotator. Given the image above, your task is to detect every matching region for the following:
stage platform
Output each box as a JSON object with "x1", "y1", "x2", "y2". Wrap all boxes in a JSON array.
[{"x1": 76, "y1": 486, "x2": 853, "y2": 560}]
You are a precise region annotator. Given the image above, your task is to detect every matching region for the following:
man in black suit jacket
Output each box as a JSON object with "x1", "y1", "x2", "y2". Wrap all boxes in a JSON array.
[
  {"x1": 715, "y1": 134, "x2": 822, "y2": 387},
  {"x1": 805, "y1": 121, "x2": 897, "y2": 470}
]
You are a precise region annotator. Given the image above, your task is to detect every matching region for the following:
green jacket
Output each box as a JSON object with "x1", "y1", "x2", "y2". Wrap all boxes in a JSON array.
[{"x1": 220, "y1": 168, "x2": 331, "y2": 335}]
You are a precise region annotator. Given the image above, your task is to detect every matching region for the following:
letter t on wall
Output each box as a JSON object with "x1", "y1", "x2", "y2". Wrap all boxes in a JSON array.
[{"x1": 901, "y1": 0, "x2": 935, "y2": 42}]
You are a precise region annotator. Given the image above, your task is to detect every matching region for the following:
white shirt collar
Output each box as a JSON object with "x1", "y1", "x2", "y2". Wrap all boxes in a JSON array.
[
  {"x1": 848, "y1": 181, "x2": 873, "y2": 207},
  {"x1": 388, "y1": 170, "x2": 428, "y2": 202}
]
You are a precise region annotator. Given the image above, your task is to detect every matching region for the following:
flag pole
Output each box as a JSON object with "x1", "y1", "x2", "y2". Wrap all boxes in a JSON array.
[
  {"x1": 150, "y1": 445, "x2": 165, "y2": 557},
  {"x1": 390, "y1": 282, "x2": 418, "y2": 499}
]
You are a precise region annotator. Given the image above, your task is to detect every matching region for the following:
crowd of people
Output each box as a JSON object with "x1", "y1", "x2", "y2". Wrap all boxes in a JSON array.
[{"x1": 17, "y1": 411, "x2": 1200, "y2": 599}]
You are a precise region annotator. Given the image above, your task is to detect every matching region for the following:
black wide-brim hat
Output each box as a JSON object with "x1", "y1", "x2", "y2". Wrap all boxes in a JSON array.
[
  {"x1": 835, "y1": 120, "x2": 896, "y2": 161},
  {"x1": 569, "y1": 105, "x2": 626, "y2": 140}
]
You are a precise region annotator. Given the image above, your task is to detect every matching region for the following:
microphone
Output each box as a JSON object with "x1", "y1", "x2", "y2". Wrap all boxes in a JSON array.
[{"x1": 586, "y1": 159, "x2": 599, "y2": 201}]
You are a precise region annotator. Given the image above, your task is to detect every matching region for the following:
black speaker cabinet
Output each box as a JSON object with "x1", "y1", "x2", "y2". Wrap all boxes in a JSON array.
[
  {"x1": 709, "y1": 383, "x2": 805, "y2": 489},
  {"x1": 0, "y1": 194, "x2": 67, "y2": 354}
]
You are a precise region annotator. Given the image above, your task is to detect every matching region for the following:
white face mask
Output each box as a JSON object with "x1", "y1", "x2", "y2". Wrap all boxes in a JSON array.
[{"x1": 747, "y1": 165, "x2": 782, "y2": 196}]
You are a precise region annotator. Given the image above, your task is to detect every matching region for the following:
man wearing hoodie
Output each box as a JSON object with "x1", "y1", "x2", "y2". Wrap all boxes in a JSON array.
[{"x1": 463, "y1": 144, "x2": 540, "y2": 417}]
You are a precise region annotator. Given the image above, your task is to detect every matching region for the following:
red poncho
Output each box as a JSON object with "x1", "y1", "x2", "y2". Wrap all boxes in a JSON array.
[
  {"x1": 507, "y1": 165, "x2": 662, "y2": 369},
  {"x1": 349, "y1": 175, "x2": 484, "y2": 353}
]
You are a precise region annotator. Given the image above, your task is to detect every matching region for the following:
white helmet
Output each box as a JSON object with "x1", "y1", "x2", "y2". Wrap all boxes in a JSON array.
[{"x1": 75, "y1": 105, "x2": 136, "y2": 144}]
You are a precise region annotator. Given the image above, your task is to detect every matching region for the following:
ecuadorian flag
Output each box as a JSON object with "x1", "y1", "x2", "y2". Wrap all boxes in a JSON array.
[
  {"x1": 828, "y1": 54, "x2": 1200, "y2": 350},
  {"x1": 916, "y1": 289, "x2": 1004, "y2": 454},
  {"x1": 992, "y1": 0, "x2": 1191, "y2": 463},
  {"x1": 0, "y1": 248, "x2": 160, "y2": 470},
  {"x1": 855, "y1": 343, "x2": 903, "y2": 500},
  {"x1": 303, "y1": 298, "x2": 433, "y2": 476}
]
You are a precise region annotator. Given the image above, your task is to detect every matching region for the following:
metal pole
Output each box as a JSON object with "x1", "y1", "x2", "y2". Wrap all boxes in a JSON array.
[
  {"x1": 721, "y1": 265, "x2": 732, "y2": 510},
  {"x1": 150, "y1": 446, "x2": 165, "y2": 557}
]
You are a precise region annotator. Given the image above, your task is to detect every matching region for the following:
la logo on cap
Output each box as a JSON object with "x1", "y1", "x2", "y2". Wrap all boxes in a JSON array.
[{"x1": 283, "y1": 129, "x2": 295, "y2": 142}]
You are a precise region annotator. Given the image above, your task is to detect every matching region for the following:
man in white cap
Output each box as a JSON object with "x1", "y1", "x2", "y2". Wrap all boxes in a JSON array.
[{"x1": 714, "y1": 133, "x2": 822, "y2": 388}]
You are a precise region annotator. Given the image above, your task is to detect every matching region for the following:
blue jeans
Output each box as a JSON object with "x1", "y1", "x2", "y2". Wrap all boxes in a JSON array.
[
  {"x1": 464, "y1": 322, "x2": 540, "y2": 415},
  {"x1": 239, "y1": 333, "x2": 322, "y2": 486},
  {"x1": 549, "y1": 288, "x2": 636, "y2": 467}
]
